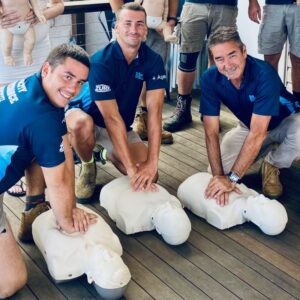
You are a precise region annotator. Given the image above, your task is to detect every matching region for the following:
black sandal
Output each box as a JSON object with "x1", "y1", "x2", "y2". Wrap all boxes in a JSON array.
[{"x1": 7, "y1": 180, "x2": 26, "y2": 197}]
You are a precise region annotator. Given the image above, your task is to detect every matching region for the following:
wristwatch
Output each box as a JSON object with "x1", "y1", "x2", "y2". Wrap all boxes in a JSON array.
[
  {"x1": 167, "y1": 16, "x2": 178, "y2": 26},
  {"x1": 227, "y1": 171, "x2": 241, "y2": 184}
]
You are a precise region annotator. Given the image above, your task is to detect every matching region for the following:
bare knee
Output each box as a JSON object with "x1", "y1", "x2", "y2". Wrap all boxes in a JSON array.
[{"x1": 0, "y1": 270, "x2": 27, "y2": 299}]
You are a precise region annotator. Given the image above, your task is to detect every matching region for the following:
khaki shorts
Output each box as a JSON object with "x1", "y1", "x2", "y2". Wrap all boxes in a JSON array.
[
  {"x1": 146, "y1": 29, "x2": 169, "y2": 65},
  {"x1": 258, "y1": 4, "x2": 300, "y2": 57},
  {"x1": 0, "y1": 193, "x2": 6, "y2": 233},
  {"x1": 178, "y1": 3, "x2": 238, "y2": 53},
  {"x1": 95, "y1": 126, "x2": 142, "y2": 157}
]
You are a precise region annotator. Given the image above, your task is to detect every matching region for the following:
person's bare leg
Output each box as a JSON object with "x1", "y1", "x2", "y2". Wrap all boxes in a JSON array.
[
  {"x1": 25, "y1": 161, "x2": 46, "y2": 197},
  {"x1": 23, "y1": 27, "x2": 35, "y2": 66},
  {"x1": 66, "y1": 110, "x2": 96, "y2": 202},
  {"x1": 66, "y1": 109, "x2": 95, "y2": 162},
  {"x1": 264, "y1": 53, "x2": 281, "y2": 71},
  {"x1": 177, "y1": 69, "x2": 195, "y2": 95},
  {"x1": 0, "y1": 222, "x2": 27, "y2": 298},
  {"x1": 290, "y1": 53, "x2": 300, "y2": 95}
]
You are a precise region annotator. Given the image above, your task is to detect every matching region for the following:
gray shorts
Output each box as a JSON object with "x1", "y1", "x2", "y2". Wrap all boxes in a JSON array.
[
  {"x1": 177, "y1": 2, "x2": 238, "y2": 53},
  {"x1": 258, "y1": 4, "x2": 300, "y2": 57},
  {"x1": 95, "y1": 126, "x2": 142, "y2": 157},
  {"x1": 0, "y1": 193, "x2": 6, "y2": 233},
  {"x1": 146, "y1": 29, "x2": 169, "y2": 65}
]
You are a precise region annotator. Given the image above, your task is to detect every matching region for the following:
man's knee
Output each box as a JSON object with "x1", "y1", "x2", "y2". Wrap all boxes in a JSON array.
[
  {"x1": 0, "y1": 270, "x2": 27, "y2": 299},
  {"x1": 178, "y1": 52, "x2": 200, "y2": 72},
  {"x1": 68, "y1": 112, "x2": 94, "y2": 140}
]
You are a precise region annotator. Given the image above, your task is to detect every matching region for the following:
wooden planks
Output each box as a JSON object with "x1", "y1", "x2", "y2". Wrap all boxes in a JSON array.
[{"x1": 3, "y1": 97, "x2": 300, "y2": 299}]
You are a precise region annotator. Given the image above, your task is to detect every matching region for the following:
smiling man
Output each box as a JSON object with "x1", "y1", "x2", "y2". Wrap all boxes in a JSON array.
[
  {"x1": 66, "y1": 2, "x2": 167, "y2": 202},
  {"x1": 200, "y1": 27, "x2": 300, "y2": 206},
  {"x1": 0, "y1": 44, "x2": 97, "y2": 298}
]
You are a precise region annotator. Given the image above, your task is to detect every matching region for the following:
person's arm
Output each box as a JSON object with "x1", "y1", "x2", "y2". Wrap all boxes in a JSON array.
[
  {"x1": 26, "y1": 0, "x2": 64, "y2": 24},
  {"x1": 231, "y1": 114, "x2": 270, "y2": 177},
  {"x1": 42, "y1": 135, "x2": 96, "y2": 233},
  {"x1": 248, "y1": 0, "x2": 261, "y2": 24},
  {"x1": 109, "y1": 0, "x2": 125, "y2": 13},
  {"x1": 203, "y1": 115, "x2": 223, "y2": 176},
  {"x1": 205, "y1": 114, "x2": 271, "y2": 205},
  {"x1": 167, "y1": 0, "x2": 178, "y2": 30},
  {"x1": 131, "y1": 88, "x2": 164, "y2": 191},
  {"x1": 95, "y1": 100, "x2": 137, "y2": 178}
]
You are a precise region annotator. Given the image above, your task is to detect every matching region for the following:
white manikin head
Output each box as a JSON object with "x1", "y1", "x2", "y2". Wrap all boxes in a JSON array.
[
  {"x1": 152, "y1": 196, "x2": 191, "y2": 245},
  {"x1": 243, "y1": 195, "x2": 288, "y2": 235},
  {"x1": 85, "y1": 243, "x2": 131, "y2": 299}
]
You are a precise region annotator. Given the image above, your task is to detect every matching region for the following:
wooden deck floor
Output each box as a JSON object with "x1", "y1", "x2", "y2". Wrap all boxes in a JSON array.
[{"x1": 4, "y1": 97, "x2": 300, "y2": 300}]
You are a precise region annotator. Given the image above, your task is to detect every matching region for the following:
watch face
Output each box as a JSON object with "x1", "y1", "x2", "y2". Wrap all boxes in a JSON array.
[{"x1": 229, "y1": 172, "x2": 240, "y2": 183}]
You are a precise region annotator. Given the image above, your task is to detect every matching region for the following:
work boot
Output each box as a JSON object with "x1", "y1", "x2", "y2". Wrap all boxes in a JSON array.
[
  {"x1": 76, "y1": 160, "x2": 96, "y2": 204},
  {"x1": 261, "y1": 160, "x2": 283, "y2": 198},
  {"x1": 132, "y1": 107, "x2": 173, "y2": 144},
  {"x1": 163, "y1": 95, "x2": 192, "y2": 132},
  {"x1": 18, "y1": 202, "x2": 50, "y2": 243}
]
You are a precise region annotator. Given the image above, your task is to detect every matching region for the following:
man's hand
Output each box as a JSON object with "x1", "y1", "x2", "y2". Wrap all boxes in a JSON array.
[
  {"x1": 25, "y1": 9, "x2": 39, "y2": 25},
  {"x1": 0, "y1": 10, "x2": 22, "y2": 29},
  {"x1": 248, "y1": 0, "x2": 261, "y2": 24},
  {"x1": 130, "y1": 161, "x2": 158, "y2": 192},
  {"x1": 205, "y1": 175, "x2": 241, "y2": 206},
  {"x1": 57, "y1": 207, "x2": 98, "y2": 234}
]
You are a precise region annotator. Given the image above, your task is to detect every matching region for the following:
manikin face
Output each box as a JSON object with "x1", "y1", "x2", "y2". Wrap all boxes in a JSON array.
[
  {"x1": 210, "y1": 41, "x2": 247, "y2": 87},
  {"x1": 115, "y1": 9, "x2": 147, "y2": 49},
  {"x1": 41, "y1": 57, "x2": 89, "y2": 108}
]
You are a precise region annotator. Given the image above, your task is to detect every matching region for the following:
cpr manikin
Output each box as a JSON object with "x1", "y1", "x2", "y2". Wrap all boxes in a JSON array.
[
  {"x1": 177, "y1": 173, "x2": 288, "y2": 235},
  {"x1": 100, "y1": 176, "x2": 191, "y2": 245},
  {"x1": 32, "y1": 204, "x2": 131, "y2": 299}
]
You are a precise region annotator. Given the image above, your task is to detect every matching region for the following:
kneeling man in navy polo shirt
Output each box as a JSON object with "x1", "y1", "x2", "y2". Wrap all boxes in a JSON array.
[
  {"x1": 200, "y1": 27, "x2": 300, "y2": 205},
  {"x1": 0, "y1": 44, "x2": 97, "y2": 298},
  {"x1": 66, "y1": 2, "x2": 167, "y2": 202}
]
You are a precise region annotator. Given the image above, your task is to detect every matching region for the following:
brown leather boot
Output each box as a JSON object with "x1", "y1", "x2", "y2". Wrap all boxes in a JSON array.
[
  {"x1": 132, "y1": 108, "x2": 173, "y2": 144},
  {"x1": 18, "y1": 202, "x2": 50, "y2": 243},
  {"x1": 261, "y1": 160, "x2": 283, "y2": 198},
  {"x1": 76, "y1": 160, "x2": 97, "y2": 203}
]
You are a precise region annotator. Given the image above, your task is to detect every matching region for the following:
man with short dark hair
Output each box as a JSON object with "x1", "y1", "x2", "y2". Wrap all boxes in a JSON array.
[
  {"x1": 0, "y1": 44, "x2": 96, "y2": 298},
  {"x1": 66, "y1": 3, "x2": 167, "y2": 202},
  {"x1": 200, "y1": 27, "x2": 300, "y2": 205}
]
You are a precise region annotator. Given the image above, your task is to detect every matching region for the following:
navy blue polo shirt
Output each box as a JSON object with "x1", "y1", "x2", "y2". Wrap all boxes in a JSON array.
[
  {"x1": 72, "y1": 41, "x2": 167, "y2": 131},
  {"x1": 186, "y1": 0, "x2": 237, "y2": 5},
  {"x1": 0, "y1": 74, "x2": 67, "y2": 193},
  {"x1": 265, "y1": 1, "x2": 295, "y2": 4},
  {"x1": 200, "y1": 55, "x2": 298, "y2": 131}
]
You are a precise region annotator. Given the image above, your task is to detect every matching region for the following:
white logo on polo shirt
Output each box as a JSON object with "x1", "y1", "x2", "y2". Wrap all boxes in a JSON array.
[
  {"x1": 59, "y1": 142, "x2": 64, "y2": 153},
  {"x1": 95, "y1": 84, "x2": 111, "y2": 93}
]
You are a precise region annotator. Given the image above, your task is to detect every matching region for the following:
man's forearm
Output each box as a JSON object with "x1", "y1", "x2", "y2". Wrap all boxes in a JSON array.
[
  {"x1": 109, "y1": 0, "x2": 124, "y2": 12},
  {"x1": 146, "y1": 107, "x2": 161, "y2": 166},
  {"x1": 205, "y1": 132, "x2": 224, "y2": 176},
  {"x1": 105, "y1": 115, "x2": 136, "y2": 172},
  {"x1": 231, "y1": 131, "x2": 266, "y2": 178},
  {"x1": 168, "y1": 0, "x2": 178, "y2": 17}
]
